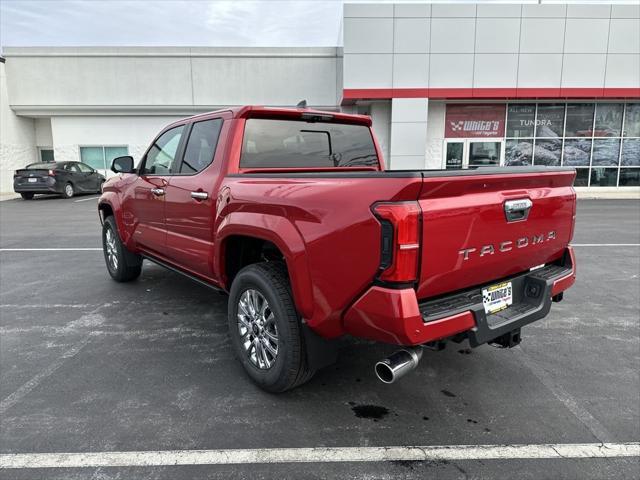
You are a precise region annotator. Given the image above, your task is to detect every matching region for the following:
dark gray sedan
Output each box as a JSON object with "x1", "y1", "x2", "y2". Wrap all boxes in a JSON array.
[{"x1": 13, "y1": 161, "x2": 105, "y2": 200}]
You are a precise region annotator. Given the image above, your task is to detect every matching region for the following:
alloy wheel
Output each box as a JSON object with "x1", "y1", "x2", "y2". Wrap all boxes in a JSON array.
[
  {"x1": 105, "y1": 228, "x2": 119, "y2": 272},
  {"x1": 237, "y1": 289, "x2": 279, "y2": 369}
]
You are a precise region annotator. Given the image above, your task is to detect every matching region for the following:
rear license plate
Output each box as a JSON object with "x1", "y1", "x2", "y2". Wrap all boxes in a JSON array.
[
  {"x1": 28, "y1": 178, "x2": 38, "y2": 183},
  {"x1": 482, "y1": 281, "x2": 513, "y2": 314}
]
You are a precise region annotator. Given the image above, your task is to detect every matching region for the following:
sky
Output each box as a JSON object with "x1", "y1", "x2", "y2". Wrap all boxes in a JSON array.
[{"x1": 0, "y1": 0, "x2": 633, "y2": 49}]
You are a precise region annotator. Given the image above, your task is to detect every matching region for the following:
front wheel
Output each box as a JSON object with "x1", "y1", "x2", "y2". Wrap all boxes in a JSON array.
[
  {"x1": 102, "y1": 216, "x2": 142, "y2": 282},
  {"x1": 228, "y1": 262, "x2": 314, "y2": 392}
]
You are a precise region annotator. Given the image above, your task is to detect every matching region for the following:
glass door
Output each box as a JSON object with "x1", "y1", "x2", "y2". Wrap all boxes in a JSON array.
[
  {"x1": 467, "y1": 140, "x2": 503, "y2": 168},
  {"x1": 445, "y1": 141, "x2": 464, "y2": 169}
]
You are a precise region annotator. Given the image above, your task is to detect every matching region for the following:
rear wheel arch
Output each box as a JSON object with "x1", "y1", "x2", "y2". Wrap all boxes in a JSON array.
[{"x1": 217, "y1": 226, "x2": 313, "y2": 320}]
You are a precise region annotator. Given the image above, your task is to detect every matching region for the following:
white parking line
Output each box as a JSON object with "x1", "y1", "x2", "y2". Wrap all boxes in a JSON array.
[
  {"x1": 0, "y1": 248, "x2": 101, "y2": 251},
  {"x1": 0, "y1": 336, "x2": 91, "y2": 416},
  {"x1": 74, "y1": 196, "x2": 101, "y2": 203},
  {"x1": 0, "y1": 442, "x2": 637, "y2": 469}
]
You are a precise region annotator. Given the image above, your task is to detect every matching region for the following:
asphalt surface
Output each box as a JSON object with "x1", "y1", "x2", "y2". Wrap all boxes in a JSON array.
[{"x1": 0, "y1": 195, "x2": 639, "y2": 479}]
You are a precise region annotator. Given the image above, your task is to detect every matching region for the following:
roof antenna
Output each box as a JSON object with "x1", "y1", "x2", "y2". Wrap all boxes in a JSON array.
[{"x1": 296, "y1": 99, "x2": 307, "y2": 108}]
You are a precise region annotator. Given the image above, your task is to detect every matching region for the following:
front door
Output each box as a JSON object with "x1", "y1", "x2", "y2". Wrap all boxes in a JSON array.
[
  {"x1": 445, "y1": 141, "x2": 464, "y2": 169},
  {"x1": 444, "y1": 139, "x2": 504, "y2": 169},
  {"x1": 164, "y1": 117, "x2": 224, "y2": 279},
  {"x1": 130, "y1": 124, "x2": 186, "y2": 256}
]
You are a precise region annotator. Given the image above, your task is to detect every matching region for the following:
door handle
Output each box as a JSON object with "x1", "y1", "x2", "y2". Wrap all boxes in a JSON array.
[
  {"x1": 151, "y1": 188, "x2": 165, "y2": 196},
  {"x1": 190, "y1": 191, "x2": 208, "y2": 200}
]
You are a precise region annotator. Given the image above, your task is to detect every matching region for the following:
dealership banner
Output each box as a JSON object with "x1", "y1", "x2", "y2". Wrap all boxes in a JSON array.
[{"x1": 445, "y1": 104, "x2": 506, "y2": 138}]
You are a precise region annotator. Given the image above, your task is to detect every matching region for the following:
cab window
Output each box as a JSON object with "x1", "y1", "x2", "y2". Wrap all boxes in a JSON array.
[
  {"x1": 179, "y1": 119, "x2": 223, "y2": 174},
  {"x1": 142, "y1": 125, "x2": 185, "y2": 175}
]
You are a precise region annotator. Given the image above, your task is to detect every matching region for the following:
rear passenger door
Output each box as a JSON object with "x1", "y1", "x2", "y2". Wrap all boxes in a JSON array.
[{"x1": 163, "y1": 117, "x2": 224, "y2": 280}]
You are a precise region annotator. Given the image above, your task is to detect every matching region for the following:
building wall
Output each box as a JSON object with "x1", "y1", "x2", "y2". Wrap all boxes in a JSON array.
[
  {"x1": 0, "y1": 61, "x2": 36, "y2": 194},
  {"x1": 426, "y1": 100, "x2": 446, "y2": 169},
  {"x1": 343, "y1": 3, "x2": 640, "y2": 96},
  {"x1": 50, "y1": 116, "x2": 184, "y2": 168},
  {"x1": 343, "y1": 2, "x2": 640, "y2": 186},
  {"x1": 0, "y1": 47, "x2": 343, "y2": 192},
  {"x1": 3, "y1": 47, "x2": 342, "y2": 115}
]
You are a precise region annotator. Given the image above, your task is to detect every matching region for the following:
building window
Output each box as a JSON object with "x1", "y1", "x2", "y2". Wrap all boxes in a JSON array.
[
  {"x1": 39, "y1": 149, "x2": 54, "y2": 162},
  {"x1": 505, "y1": 102, "x2": 639, "y2": 187},
  {"x1": 80, "y1": 146, "x2": 129, "y2": 171}
]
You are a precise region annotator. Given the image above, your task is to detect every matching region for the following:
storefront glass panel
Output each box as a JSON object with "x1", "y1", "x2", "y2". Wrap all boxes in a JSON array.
[
  {"x1": 445, "y1": 142, "x2": 464, "y2": 169},
  {"x1": 619, "y1": 168, "x2": 640, "y2": 186},
  {"x1": 505, "y1": 139, "x2": 532, "y2": 166},
  {"x1": 468, "y1": 142, "x2": 501, "y2": 167},
  {"x1": 624, "y1": 103, "x2": 640, "y2": 137},
  {"x1": 621, "y1": 139, "x2": 640, "y2": 166},
  {"x1": 506, "y1": 104, "x2": 535, "y2": 138},
  {"x1": 563, "y1": 138, "x2": 591, "y2": 167},
  {"x1": 590, "y1": 167, "x2": 618, "y2": 186},
  {"x1": 574, "y1": 168, "x2": 589, "y2": 186},
  {"x1": 565, "y1": 103, "x2": 594, "y2": 137},
  {"x1": 592, "y1": 139, "x2": 621, "y2": 166},
  {"x1": 535, "y1": 104, "x2": 565, "y2": 138},
  {"x1": 594, "y1": 103, "x2": 624, "y2": 137},
  {"x1": 533, "y1": 138, "x2": 561, "y2": 166}
]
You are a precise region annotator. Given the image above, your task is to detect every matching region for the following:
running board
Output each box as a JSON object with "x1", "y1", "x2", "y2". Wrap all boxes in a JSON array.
[{"x1": 141, "y1": 254, "x2": 226, "y2": 294}]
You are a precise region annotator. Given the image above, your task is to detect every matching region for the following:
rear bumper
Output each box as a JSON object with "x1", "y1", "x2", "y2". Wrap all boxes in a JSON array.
[
  {"x1": 343, "y1": 246, "x2": 576, "y2": 346},
  {"x1": 14, "y1": 178, "x2": 59, "y2": 193}
]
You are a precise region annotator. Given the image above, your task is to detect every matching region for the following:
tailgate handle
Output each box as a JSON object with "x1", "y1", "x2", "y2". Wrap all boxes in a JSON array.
[{"x1": 504, "y1": 199, "x2": 532, "y2": 222}]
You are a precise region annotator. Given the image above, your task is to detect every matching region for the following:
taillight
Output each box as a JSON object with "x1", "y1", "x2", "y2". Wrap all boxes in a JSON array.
[
  {"x1": 48, "y1": 169, "x2": 56, "y2": 176},
  {"x1": 372, "y1": 201, "x2": 421, "y2": 283}
]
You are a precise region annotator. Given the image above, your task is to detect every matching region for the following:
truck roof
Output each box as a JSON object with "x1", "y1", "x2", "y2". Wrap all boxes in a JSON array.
[{"x1": 183, "y1": 106, "x2": 372, "y2": 127}]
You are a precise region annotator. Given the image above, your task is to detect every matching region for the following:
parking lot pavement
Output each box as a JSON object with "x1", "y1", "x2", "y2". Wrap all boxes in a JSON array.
[{"x1": 0, "y1": 197, "x2": 638, "y2": 479}]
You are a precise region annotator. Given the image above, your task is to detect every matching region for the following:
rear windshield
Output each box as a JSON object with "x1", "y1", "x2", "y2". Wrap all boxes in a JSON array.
[
  {"x1": 240, "y1": 119, "x2": 378, "y2": 169},
  {"x1": 26, "y1": 163, "x2": 55, "y2": 170}
]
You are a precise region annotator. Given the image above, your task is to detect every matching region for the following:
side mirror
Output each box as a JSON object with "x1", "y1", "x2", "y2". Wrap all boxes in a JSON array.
[{"x1": 111, "y1": 156, "x2": 135, "y2": 174}]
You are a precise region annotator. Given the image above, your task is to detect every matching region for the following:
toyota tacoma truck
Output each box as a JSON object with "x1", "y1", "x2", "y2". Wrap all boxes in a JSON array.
[{"x1": 98, "y1": 106, "x2": 577, "y2": 392}]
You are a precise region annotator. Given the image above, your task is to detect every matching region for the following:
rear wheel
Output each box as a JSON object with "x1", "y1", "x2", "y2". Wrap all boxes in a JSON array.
[
  {"x1": 102, "y1": 216, "x2": 142, "y2": 282},
  {"x1": 228, "y1": 262, "x2": 314, "y2": 392},
  {"x1": 20, "y1": 193, "x2": 34, "y2": 200},
  {"x1": 62, "y1": 183, "x2": 74, "y2": 199}
]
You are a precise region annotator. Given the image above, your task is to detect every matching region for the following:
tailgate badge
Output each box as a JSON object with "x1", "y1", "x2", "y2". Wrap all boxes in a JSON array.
[{"x1": 504, "y1": 198, "x2": 532, "y2": 222}]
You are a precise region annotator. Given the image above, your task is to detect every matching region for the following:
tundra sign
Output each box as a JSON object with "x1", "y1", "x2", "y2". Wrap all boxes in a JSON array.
[{"x1": 445, "y1": 104, "x2": 506, "y2": 138}]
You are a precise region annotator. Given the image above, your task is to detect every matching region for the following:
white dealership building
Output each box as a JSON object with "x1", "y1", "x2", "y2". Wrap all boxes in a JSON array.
[{"x1": 1, "y1": 2, "x2": 639, "y2": 193}]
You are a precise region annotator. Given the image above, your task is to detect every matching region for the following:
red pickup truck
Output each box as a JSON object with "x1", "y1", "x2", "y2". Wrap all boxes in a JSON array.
[{"x1": 98, "y1": 106, "x2": 577, "y2": 392}]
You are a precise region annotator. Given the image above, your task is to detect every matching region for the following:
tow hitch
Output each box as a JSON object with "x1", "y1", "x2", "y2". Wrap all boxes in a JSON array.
[{"x1": 489, "y1": 328, "x2": 522, "y2": 349}]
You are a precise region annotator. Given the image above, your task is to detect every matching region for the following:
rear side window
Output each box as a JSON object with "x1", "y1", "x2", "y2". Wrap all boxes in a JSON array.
[
  {"x1": 27, "y1": 163, "x2": 54, "y2": 170},
  {"x1": 180, "y1": 119, "x2": 223, "y2": 174},
  {"x1": 240, "y1": 119, "x2": 378, "y2": 168}
]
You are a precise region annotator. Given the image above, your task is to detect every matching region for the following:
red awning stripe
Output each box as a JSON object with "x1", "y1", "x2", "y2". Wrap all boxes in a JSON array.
[{"x1": 342, "y1": 87, "x2": 640, "y2": 103}]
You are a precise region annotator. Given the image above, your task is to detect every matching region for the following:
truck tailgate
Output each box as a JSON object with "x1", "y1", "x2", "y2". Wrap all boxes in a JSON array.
[{"x1": 416, "y1": 168, "x2": 576, "y2": 300}]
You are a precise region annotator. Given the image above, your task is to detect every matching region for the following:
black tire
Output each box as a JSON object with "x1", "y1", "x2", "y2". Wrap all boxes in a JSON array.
[
  {"x1": 62, "y1": 182, "x2": 74, "y2": 199},
  {"x1": 102, "y1": 216, "x2": 142, "y2": 282},
  {"x1": 228, "y1": 262, "x2": 314, "y2": 392},
  {"x1": 20, "y1": 193, "x2": 34, "y2": 200}
]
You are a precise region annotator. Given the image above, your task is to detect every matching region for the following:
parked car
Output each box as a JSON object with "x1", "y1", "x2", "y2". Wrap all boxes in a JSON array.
[
  {"x1": 98, "y1": 106, "x2": 577, "y2": 392},
  {"x1": 14, "y1": 161, "x2": 105, "y2": 200}
]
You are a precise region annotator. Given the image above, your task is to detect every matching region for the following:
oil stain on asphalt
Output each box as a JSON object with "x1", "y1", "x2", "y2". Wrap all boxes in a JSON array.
[{"x1": 349, "y1": 402, "x2": 390, "y2": 421}]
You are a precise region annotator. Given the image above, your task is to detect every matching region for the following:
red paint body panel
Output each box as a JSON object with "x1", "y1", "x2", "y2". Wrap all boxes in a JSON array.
[
  {"x1": 100, "y1": 105, "x2": 578, "y2": 348},
  {"x1": 343, "y1": 286, "x2": 476, "y2": 345},
  {"x1": 416, "y1": 170, "x2": 576, "y2": 299},
  {"x1": 552, "y1": 246, "x2": 577, "y2": 296}
]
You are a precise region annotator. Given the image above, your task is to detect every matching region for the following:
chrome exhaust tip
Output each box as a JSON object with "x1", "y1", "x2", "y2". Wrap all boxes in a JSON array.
[{"x1": 375, "y1": 347, "x2": 423, "y2": 384}]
